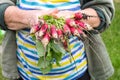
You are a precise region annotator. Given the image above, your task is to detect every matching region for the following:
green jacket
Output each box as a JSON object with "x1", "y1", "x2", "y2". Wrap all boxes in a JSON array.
[{"x1": 0, "y1": 0, "x2": 115, "y2": 80}]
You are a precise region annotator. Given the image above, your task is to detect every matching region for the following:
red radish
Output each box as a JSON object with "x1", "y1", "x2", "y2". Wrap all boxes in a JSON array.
[
  {"x1": 63, "y1": 24, "x2": 71, "y2": 36},
  {"x1": 77, "y1": 28, "x2": 84, "y2": 34},
  {"x1": 77, "y1": 28, "x2": 87, "y2": 37},
  {"x1": 70, "y1": 27, "x2": 80, "y2": 37},
  {"x1": 75, "y1": 20, "x2": 93, "y2": 30},
  {"x1": 63, "y1": 40, "x2": 67, "y2": 49},
  {"x1": 38, "y1": 23, "x2": 48, "y2": 37},
  {"x1": 65, "y1": 18, "x2": 76, "y2": 27},
  {"x1": 35, "y1": 32, "x2": 40, "y2": 40},
  {"x1": 41, "y1": 32, "x2": 50, "y2": 47},
  {"x1": 39, "y1": 19, "x2": 45, "y2": 26},
  {"x1": 75, "y1": 20, "x2": 86, "y2": 29},
  {"x1": 61, "y1": 39, "x2": 70, "y2": 52},
  {"x1": 61, "y1": 38, "x2": 68, "y2": 50},
  {"x1": 50, "y1": 25, "x2": 58, "y2": 39},
  {"x1": 57, "y1": 29, "x2": 63, "y2": 40},
  {"x1": 30, "y1": 24, "x2": 40, "y2": 34},
  {"x1": 74, "y1": 12, "x2": 83, "y2": 20}
]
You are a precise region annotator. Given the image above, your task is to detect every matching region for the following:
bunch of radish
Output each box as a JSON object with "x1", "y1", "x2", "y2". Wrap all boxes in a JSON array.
[
  {"x1": 30, "y1": 12, "x2": 92, "y2": 49},
  {"x1": 29, "y1": 12, "x2": 93, "y2": 74}
]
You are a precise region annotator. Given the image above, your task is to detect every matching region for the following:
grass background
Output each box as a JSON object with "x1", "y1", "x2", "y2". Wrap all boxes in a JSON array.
[
  {"x1": 0, "y1": 1, "x2": 120, "y2": 80},
  {"x1": 101, "y1": 1, "x2": 120, "y2": 80}
]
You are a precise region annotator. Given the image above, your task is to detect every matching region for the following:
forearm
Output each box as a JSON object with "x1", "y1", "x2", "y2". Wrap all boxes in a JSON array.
[
  {"x1": 4, "y1": 6, "x2": 35, "y2": 30},
  {"x1": 4, "y1": 6, "x2": 58, "y2": 30}
]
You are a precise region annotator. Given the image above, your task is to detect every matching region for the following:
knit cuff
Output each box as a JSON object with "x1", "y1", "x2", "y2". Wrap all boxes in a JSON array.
[
  {"x1": 0, "y1": 3, "x2": 13, "y2": 30},
  {"x1": 92, "y1": 7, "x2": 106, "y2": 33}
]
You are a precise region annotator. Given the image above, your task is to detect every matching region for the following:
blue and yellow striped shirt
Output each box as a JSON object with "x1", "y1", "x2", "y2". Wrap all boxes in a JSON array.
[{"x1": 16, "y1": 0, "x2": 88, "y2": 80}]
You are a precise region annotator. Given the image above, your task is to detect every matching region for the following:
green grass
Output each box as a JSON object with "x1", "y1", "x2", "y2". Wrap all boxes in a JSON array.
[
  {"x1": 101, "y1": 2, "x2": 120, "y2": 80},
  {"x1": 0, "y1": 34, "x2": 4, "y2": 45},
  {"x1": 0, "y1": 68, "x2": 8, "y2": 80},
  {"x1": 0, "y1": 2, "x2": 120, "y2": 80}
]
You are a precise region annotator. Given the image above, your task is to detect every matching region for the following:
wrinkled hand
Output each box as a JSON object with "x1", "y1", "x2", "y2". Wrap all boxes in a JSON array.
[{"x1": 28, "y1": 9, "x2": 58, "y2": 28}]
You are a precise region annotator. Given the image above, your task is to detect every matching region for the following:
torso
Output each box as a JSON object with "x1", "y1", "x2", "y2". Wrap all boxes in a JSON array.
[{"x1": 16, "y1": 0, "x2": 88, "y2": 80}]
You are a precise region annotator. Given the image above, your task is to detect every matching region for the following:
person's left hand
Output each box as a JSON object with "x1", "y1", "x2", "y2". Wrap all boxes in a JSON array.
[{"x1": 52, "y1": 10, "x2": 75, "y2": 19}]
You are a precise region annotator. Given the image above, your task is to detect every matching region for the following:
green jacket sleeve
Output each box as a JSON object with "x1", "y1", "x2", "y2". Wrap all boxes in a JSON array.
[
  {"x1": 0, "y1": 0, "x2": 19, "y2": 80},
  {"x1": 0, "y1": 0, "x2": 16, "y2": 4},
  {"x1": 80, "y1": 0, "x2": 115, "y2": 80},
  {"x1": 0, "y1": 0, "x2": 16, "y2": 30},
  {"x1": 80, "y1": 0, "x2": 115, "y2": 33}
]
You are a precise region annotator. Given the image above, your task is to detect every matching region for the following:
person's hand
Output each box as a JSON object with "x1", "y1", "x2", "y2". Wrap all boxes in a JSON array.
[
  {"x1": 52, "y1": 10, "x2": 75, "y2": 19},
  {"x1": 76, "y1": 8, "x2": 100, "y2": 28},
  {"x1": 4, "y1": 6, "x2": 58, "y2": 30},
  {"x1": 27, "y1": 9, "x2": 58, "y2": 28}
]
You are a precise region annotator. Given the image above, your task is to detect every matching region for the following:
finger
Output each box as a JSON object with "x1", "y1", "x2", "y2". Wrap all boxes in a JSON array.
[
  {"x1": 51, "y1": 8, "x2": 59, "y2": 14},
  {"x1": 49, "y1": 9, "x2": 59, "y2": 18}
]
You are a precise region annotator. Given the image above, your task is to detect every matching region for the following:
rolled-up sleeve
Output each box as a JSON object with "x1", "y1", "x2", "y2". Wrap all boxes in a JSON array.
[
  {"x1": 0, "y1": 0, "x2": 16, "y2": 30},
  {"x1": 0, "y1": 3, "x2": 13, "y2": 30},
  {"x1": 92, "y1": 7, "x2": 106, "y2": 33}
]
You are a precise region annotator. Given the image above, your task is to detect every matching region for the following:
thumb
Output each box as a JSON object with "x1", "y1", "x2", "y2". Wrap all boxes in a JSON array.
[{"x1": 49, "y1": 9, "x2": 59, "y2": 17}]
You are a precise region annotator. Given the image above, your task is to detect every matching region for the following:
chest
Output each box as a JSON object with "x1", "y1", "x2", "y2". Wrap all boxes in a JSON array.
[{"x1": 18, "y1": 0, "x2": 81, "y2": 10}]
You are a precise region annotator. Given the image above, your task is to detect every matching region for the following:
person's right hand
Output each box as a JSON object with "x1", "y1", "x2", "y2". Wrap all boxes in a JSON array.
[
  {"x1": 4, "y1": 6, "x2": 58, "y2": 30},
  {"x1": 28, "y1": 9, "x2": 58, "y2": 28}
]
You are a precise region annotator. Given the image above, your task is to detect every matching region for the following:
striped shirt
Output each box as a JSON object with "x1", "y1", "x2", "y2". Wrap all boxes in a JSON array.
[{"x1": 16, "y1": 0, "x2": 88, "y2": 80}]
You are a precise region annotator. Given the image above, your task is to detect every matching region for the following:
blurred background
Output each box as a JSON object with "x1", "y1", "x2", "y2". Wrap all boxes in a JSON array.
[{"x1": 0, "y1": 0, "x2": 120, "y2": 80}]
